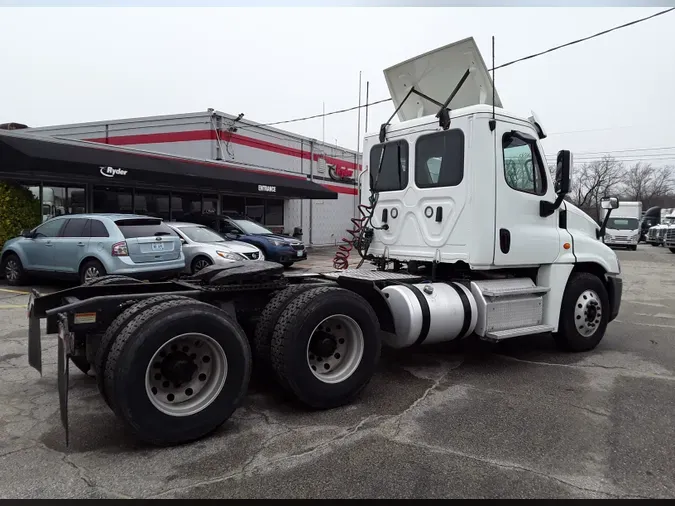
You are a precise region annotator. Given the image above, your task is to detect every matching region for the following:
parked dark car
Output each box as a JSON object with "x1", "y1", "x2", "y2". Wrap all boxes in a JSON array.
[{"x1": 183, "y1": 213, "x2": 307, "y2": 268}]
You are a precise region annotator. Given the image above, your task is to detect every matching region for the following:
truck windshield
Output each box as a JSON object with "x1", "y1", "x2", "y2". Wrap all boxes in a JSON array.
[{"x1": 607, "y1": 218, "x2": 639, "y2": 230}]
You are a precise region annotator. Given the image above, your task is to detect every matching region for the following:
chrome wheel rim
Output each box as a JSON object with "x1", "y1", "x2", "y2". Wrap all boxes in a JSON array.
[
  {"x1": 145, "y1": 333, "x2": 228, "y2": 417},
  {"x1": 194, "y1": 259, "x2": 211, "y2": 272},
  {"x1": 84, "y1": 267, "x2": 100, "y2": 283},
  {"x1": 5, "y1": 259, "x2": 19, "y2": 281},
  {"x1": 306, "y1": 314, "x2": 364, "y2": 384},
  {"x1": 574, "y1": 289, "x2": 602, "y2": 337}
]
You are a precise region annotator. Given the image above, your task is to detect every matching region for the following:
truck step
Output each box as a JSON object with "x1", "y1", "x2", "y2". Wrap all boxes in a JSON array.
[
  {"x1": 484, "y1": 324, "x2": 554, "y2": 341},
  {"x1": 472, "y1": 278, "x2": 549, "y2": 298}
]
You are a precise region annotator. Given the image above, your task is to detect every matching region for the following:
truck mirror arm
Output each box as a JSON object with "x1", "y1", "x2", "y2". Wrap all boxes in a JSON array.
[
  {"x1": 540, "y1": 195, "x2": 565, "y2": 218},
  {"x1": 597, "y1": 209, "x2": 615, "y2": 239}
]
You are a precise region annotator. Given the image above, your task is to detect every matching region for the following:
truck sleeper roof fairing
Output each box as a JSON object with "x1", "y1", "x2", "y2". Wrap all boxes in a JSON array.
[{"x1": 383, "y1": 37, "x2": 502, "y2": 123}]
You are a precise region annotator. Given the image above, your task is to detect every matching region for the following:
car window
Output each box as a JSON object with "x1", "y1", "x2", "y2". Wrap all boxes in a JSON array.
[
  {"x1": 33, "y1": 219, "x2": 65, "y2": 238},
  {"x1": 89, "y1": 219, "x2": 110, "y2": 238},
  {"x1": 114, "y1": 218, "x2": 178, "y2": 239},
  {"x1": 61, "y1": 218, "x2": 89, "y2": 238},
  {"x1": 230, "y1": 219, "x2": 272, "y2": 235},
  {"x1": 179, "y1": 226, "x2": 226, "y2": 243}
]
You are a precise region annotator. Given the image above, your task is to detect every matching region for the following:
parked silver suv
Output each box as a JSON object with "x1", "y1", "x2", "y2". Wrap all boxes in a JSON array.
[{"x1": 0, "y1": 214, "x2": 185, "y2": 285}]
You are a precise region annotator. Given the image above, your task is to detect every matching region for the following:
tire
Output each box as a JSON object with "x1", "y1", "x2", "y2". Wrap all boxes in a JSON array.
[
  {"x1": 553, "y1": 272, "x2": 610, "y2": 352},
  {"x1": 670, "y1": 248, "x2": 675, "y2": 254},
  {"x1": 3, "y1": 253, "x2": 26, "y2": 286},
  {"x1": 270, "y1": 286, "x2": 381, "y2": 409},
  {"x1": 191, "y1": 256, "x2": 213, "y2": 274},
  {"x1": 280, "y1": 262, "x2": 294, "y2": 269},
  {"x1": 95, "y1": 294, "x2": 195, "y2": 408},
  {"x1": 71, "y1": 355, "x2": 92, "y2": 375},
  {"x1": 651, "y1": 243, "x2": 658, "y2": 246},
  {"x1": 253, "y1": 283, "x2": 331, "y2": 369},
  {"x1": 84, "y1": 275, "x2": 142, "y2": 287},
  {"x1": 103, "y1": 299, "x2": 252, "y2": 446},
  {"x1": 80, "y1": 259, "x2": 107, "y2": 285},
  {"x1": 630, "y1": 245, "x2": 638, "y2": 251}
]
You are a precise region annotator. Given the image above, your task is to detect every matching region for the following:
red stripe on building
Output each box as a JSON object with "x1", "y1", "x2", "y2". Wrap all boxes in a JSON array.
[
  {"x1": 319, "y1": 183, "x2": 358, "y2": 195},
  {"x1": 85, "y1": 129, "x2": 363, "y2": 173}
]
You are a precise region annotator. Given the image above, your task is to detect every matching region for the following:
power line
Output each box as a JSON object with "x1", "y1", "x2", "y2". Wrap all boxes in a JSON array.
[
  {"x1": 491, "y1": 8, "x2": 675, "y2": 71},
  {"x1": 238, "y1": 8, "x2": 674, "y2": 130},
  {"x1": 567, "y1": 146, "x2": 675, "y2": 156}
]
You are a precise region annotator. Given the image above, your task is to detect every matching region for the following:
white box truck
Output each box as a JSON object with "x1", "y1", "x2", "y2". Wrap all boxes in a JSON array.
[{"x1": 601, "y1": 200, "x2": 642, "y2": 250}]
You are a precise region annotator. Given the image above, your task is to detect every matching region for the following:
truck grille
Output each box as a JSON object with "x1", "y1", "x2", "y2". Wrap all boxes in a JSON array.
[
  {"x1": 658, "y1": 228, "x2": 667, "y2": 239},
  {"x1": 648, "y1": 228, "x2": 658, "y2": 239},
  {"x1": 667, "y1": 228, "x2": 675, "y2": 242}
]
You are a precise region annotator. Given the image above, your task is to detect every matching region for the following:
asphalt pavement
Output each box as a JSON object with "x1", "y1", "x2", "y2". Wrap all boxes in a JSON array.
[{"x1": 0, "y1": 245, "x2": 674, "y2": 498}]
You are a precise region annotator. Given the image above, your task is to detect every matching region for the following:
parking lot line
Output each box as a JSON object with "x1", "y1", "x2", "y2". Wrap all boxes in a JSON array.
[
  {"x1": 0, "y1": 288, "x2": 30, "y2": 295},
  {"x1": 0, "y1": 304, "x2": 26, "y2": 309}
]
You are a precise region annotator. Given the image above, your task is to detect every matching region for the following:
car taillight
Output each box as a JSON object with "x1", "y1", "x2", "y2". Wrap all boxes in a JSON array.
[{"x1": 112, "y1": 241, "x2": 129, "y2": 256}]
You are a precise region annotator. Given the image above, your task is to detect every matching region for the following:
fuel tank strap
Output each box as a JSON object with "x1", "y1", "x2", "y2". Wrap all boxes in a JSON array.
[
  {"x1": 448, "y1": 282, "x2": 473, "y2": 338},
  {"x1": 406, "y1": 284, "x2": 431, "y2": 345}
]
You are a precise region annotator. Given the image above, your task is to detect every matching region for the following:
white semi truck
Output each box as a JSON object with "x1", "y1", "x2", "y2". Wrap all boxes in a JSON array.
[
  {"x1": 601, "y1": 200, "x2": 642, "y2": 250},
  {"x1": 25, "y1": 37, "x2": 622, "y2": 447}
]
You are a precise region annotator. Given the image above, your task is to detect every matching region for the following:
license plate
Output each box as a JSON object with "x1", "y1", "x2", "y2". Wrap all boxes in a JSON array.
[
  {"x1": 297, "y1": 250, "x2": 303, "y2": 257},
  {"x1": 151, "y1": 243, "x2": 165, "y2": 252}
]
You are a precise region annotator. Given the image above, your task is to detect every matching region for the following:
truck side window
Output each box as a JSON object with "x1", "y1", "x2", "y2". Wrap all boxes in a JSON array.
[
  {"x1": 415, "y1": 129, "x2": 464, "y2": 188},
  {"x1": 369, "y1": 140, "x2": 409, "y2": 192},
  {"x1": 502, "y1": 133, "x2": 546, "y2": 196}
]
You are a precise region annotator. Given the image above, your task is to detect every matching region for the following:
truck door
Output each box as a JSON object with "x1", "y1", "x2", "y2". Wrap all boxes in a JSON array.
[{"x1": 493, "y1": 124, "x2": 562, "y2": 266}]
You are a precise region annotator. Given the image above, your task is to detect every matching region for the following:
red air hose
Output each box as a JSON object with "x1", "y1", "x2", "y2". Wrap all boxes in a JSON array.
[{"x1": 333, "y1": 203, "x2": 373, "y2": 270}]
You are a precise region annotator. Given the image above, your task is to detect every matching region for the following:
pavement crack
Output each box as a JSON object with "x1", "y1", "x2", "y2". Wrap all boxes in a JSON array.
[
  {"x1": 496, "y1": 355, "x2": 674, "y2": 380},
  {"x1": 392, "y1": 374, "x2": 445, "y2": 439},
  {"x1": 146, "y1": 414, "x2": 384, "y2": 499},
  {"x1": 391, "y1": 438, "x2": 643, "y2": 499}
]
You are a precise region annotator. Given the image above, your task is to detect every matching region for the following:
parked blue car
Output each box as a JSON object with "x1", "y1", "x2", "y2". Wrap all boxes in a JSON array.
[{"x1": 0, "y1": 214, "x2": 185, "y2": 286}]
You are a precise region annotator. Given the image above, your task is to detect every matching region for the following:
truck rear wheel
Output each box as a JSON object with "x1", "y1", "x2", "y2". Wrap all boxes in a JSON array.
[
  {"x1": 554, "y1": 272, "x2": 610, "y2": 352},
  {"x1": 270, "y1": 286, "x2": 381, "y2": 409},
  {"x1": 253, "y1": 283, "x2": 333, "y2": 369},
  {"x1": 95, "y1": 295, "x2": 195, "y2": 408},
  {"x1": 103, "y1": 299, "x2": 251, "y2": 446},
  {"x1": 83, "y1": 274, "x2": 142, "y2": 286}
]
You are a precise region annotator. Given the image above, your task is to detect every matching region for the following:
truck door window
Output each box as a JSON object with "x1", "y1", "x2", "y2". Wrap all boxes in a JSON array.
[
  {"x1": 415, "y1": 129, "x2": 464, "y2": 188},
  {"x1": 502, "y1": 133, "x2": 546, "y2": 196},
  {"x1": 369, "y1": 140, "x2": 409, "y2": 192}
]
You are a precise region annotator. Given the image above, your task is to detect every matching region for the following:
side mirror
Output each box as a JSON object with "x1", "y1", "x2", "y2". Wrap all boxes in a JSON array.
[
  {"x1": 180, "y1": 238, "x2": 187, "y2": 245},
  {"x1": 554, "y1": 150, "x2": 572, "y2": 195},
  {"x1": 20, "y1": 229, "x2": 33, "y2": 238},
  {"x1": 601, "y1": 197, "x2": 619, "y2": 210}
]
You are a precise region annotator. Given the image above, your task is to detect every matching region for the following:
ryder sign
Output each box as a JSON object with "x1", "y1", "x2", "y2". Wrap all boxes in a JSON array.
[{"x1": 100, "y1": 166, "x2": 128, "y2": 178}]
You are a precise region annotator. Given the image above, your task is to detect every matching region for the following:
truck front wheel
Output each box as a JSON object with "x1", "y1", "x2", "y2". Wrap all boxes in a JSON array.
[
  {"x1": 554, "y1": 272, "x2": 610, "y2": 352},
  {"x1": 103, "y1": 299, "x2": 252, "y2": 446},
  {"x1": 270, "y1": 286, "x2": 381, "y2": 409}
]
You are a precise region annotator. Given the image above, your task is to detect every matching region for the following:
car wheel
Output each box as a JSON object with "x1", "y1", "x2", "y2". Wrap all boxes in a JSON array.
[
  {"x1": 669, "y1": 248, "x2": 675, "y2": 254},
  {"x1": 192, "y1": 256, "x2": 213, "y2": 274},
  {"x1": 3, "y1": 254, "x2": 26, "y2": 286},
  {"x1": 280, "y1": 262, "x2": 294, "y2": 268},
  {"x1": 80, "y1": 259, "x2": 106, "y2": 285}
]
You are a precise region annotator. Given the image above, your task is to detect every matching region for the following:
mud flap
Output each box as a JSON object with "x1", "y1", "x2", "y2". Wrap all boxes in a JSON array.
[
  {"x1": 27, "y1": 289, "x2": 42, "y2": 375},
  {"x1": 57, "y1": 317, "x2": 71, "y2": 446}
]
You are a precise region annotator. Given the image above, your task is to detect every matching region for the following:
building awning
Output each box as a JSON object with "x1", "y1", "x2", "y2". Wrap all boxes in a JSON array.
[{"x1": 0, "y1": 130, "x2": 338, "y2": 200}]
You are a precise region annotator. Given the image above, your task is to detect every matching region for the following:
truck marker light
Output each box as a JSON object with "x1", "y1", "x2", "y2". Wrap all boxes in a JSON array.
[
  {"x1": 74, "y1": 312, "x2": 97, "y2": 325},
  {"x1": 563, "y1": 243, "x2": 571, "y2": 250}
]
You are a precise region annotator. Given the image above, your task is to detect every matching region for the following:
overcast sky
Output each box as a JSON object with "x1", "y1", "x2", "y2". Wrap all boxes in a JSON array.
[{"x1": 1, "y1": 7, "x2": 674, "y2": 167}]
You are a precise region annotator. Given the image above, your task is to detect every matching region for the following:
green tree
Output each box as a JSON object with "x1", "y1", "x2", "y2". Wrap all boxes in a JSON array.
[{"x1": 0, "y1": 181, "x2": 41, "y2": 249}]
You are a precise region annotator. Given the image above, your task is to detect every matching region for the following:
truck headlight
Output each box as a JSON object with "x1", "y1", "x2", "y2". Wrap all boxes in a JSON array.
[{"x1": 216, "y1": 251, "x2": 244, "y2": 261}]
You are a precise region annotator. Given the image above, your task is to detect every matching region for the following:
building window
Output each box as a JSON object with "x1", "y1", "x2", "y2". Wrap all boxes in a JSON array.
[
  {"x1": 245, "y1": 197, "x2": 265, "y2": 223},
  {"x1": 203, "y1": 195, "x2": 218, "y2": 215},
  {"x1": 134, "y1": 189, "x2": 170, "y2": 220},
  {"x1": 415, "y1": 129, "x2": 464, "y2": 188},
  {"x1": 369, "y1": 140, "x2": 409, "y2": 192},
  {"x1": 502, "y1": 132, "x2": 547, "y2": 196},
  {"x1": 93, "y1": 186, "x2": 133, "y2": 214},
  {"x1": 221, "y1": 195, "x2": 245, "y2": 215},
  {"x1": 171, "y1": 192, "x2": 202, "y2": 221},
  {"x1": 265, "y1": 199, "x2": 284, "y2": 226}
]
